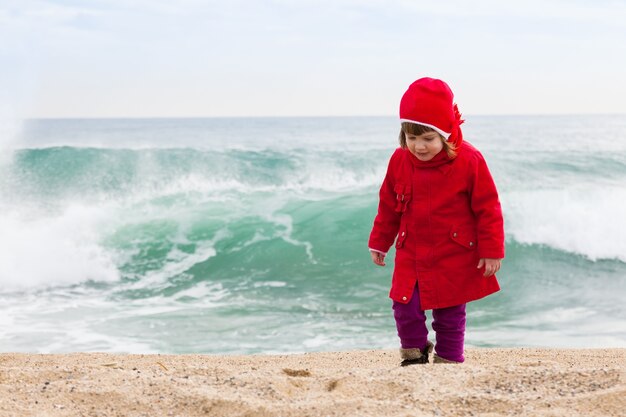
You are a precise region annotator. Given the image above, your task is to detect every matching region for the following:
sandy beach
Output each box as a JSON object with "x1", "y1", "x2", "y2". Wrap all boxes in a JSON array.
[{"x1": 0, "y1": 348, "x2": 624, "y2": 416}]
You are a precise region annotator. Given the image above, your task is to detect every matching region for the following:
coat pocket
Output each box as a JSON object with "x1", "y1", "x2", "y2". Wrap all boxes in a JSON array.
[
  {"x1": 393, "y1": 183, "x2": 412, "y2": 213},
  {"x1": 449, "y1": 225, "x2": 477, "y2": 250},
  {"x1": 395, "y1": 224, "x2": 408, "y2": 248}
]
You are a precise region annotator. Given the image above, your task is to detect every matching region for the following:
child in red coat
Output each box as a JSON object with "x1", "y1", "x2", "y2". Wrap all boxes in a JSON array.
[{"x1": 369, "y1": 77, "x2": 505, "y2": 365}]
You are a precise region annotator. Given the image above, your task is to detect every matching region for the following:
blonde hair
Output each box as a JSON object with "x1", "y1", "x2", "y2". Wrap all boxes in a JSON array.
[{"x1": 399, "y1": 122, "x2": 457, "y2": 159}]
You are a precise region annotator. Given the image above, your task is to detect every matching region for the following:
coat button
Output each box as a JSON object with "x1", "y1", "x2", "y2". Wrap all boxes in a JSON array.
[
  {"x1": 402, "y1": 296, "x2": 407, "y2": 301},
  {"x1": 453, "y1": 232, "x2": 457, "y2": 237},
  {"x1": 401, "y1": 232, "x2": 406, "y2": 236},
  {"x1": 469, "y1": 241, "x2": 474, "y2": 246}
]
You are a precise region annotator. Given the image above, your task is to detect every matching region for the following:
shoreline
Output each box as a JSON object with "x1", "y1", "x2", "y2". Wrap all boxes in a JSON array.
[{"x1": 1, "y1": 348, "x2": 624, "y2": 416}]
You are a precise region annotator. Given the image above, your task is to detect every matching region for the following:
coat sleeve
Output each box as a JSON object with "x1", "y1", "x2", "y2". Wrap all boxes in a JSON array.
[
  {"x1": 368, "y1": 150, "x2": 403, "y2": 254},
  {"x1": 468, "y1": 152, "x2": 505, "y2": 259}
]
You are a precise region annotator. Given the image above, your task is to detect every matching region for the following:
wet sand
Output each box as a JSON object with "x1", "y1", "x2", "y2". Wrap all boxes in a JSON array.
[{"x1": 0, "y1": 348, "x2": 624, "y2": 416}]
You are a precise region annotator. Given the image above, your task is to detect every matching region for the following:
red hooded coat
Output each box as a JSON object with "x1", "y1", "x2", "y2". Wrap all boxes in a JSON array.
[{"x1": 368, "y1": 142, "x2": 505, "y2": 310}]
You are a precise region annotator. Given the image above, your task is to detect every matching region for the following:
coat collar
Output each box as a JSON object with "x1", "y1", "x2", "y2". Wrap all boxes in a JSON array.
[{"x1": 405, "y1": 148, "x2": 454, "y2": 172}]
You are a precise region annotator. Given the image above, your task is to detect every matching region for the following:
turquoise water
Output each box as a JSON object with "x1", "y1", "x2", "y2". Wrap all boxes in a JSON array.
[{"x1": 1, "y1": 116, "x2": 625, "y2": 353}]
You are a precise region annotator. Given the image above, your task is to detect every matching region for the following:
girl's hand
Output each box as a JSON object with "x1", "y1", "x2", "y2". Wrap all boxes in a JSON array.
[
  {"x1": 477, "y1": 258, "x2": 502, "y2": 277},
  {"x1": 370, "y1": 250, "x2": 386, "y2": 266}
]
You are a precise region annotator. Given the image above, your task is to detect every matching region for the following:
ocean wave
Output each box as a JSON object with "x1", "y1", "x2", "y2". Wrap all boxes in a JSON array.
[
  {"x1": 4, "y1": 182, "x2": 625, "y2": 295},
  {"x1": 3, "y1": 147, "x2": 386, "y2": 204},
  {"x1": 503, "y1": 185, "x2": 626, "y2": 262},
  {"x1": 3, "y1": 142, "x2": 626, "y2": 295}
]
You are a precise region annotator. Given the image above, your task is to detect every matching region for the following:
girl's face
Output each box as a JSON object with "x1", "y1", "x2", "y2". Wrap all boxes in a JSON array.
[{"x1": 405, "y1": 131, "x2": 445, "y2": 161}]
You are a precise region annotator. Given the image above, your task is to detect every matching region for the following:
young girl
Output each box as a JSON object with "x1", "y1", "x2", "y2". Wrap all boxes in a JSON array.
[{"x1": 369, "y1": 77, "x2": 504, "y2": 365}]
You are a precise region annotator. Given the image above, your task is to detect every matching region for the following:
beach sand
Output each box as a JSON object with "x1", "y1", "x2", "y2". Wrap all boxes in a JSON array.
[{"x1": 0, "y1": 348, "x2": 624, "y2": 416}]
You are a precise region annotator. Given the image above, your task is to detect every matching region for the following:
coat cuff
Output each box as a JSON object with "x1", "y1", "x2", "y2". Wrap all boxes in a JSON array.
[
  {"x1": 369, "y1": 247, "x2": 387, "y2": 255},
  {"x1": 368, "y1": 238, "x2": 392, "y2": 255},
  {"x1": 478, "y1": 247, "x2": 505, "y2": 259}
]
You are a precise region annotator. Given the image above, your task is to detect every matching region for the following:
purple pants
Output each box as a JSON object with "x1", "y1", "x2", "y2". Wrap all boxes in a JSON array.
[{"x1": 392, "y1": 284, "x2": 466, "y2": 362}]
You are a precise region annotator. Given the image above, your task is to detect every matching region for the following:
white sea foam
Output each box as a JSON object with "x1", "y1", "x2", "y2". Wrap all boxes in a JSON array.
[
  {"x1": 471, "y1": 305, "x2": 626, "y2": 348},
  {"x1": 120, "y1": 237, "x2": 224, "y2": 291},
  {"x1": 302, "y1": 334, "x2": 334, "y2": 349},
  {"x1": 253, "y1": 281, "x2": 287, "y2": 288},
  {"x1": 173, "y1": 281, "x2": 228, "y2": 301},
  {"x1": 293, "y1": 152, "x2": 387, "y2": 193},
  {"x1": 127, "y1": 163, "x2": 384, "y2": 199},
  {"x1": 0, "y1": 203, "x2": 120, "y2": 291},
  {"x1": 504, "y1": 184, "x2": 626, "y2": 262},
  {"x1": 263, "y1": 211, "x2": 317, "y2": 263},
  {"x1": 35, "y1": 324, "x2": 161, "y2": 353}
]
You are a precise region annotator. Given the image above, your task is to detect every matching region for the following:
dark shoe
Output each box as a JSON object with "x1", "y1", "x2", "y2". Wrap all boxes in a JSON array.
[{"x1": 399, "y1": 341, "x2": 434, "y2": 366}]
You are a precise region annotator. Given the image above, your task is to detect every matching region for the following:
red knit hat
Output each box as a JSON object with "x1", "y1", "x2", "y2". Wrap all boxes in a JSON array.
[{"x1": 399, "y1": 77, "x2": 464, "y2": 146}]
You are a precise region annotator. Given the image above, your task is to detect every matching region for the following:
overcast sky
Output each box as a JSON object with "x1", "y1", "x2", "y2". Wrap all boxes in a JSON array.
[{"x1": 2, "y1": 0, "x2": 626, "y2": 118}]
